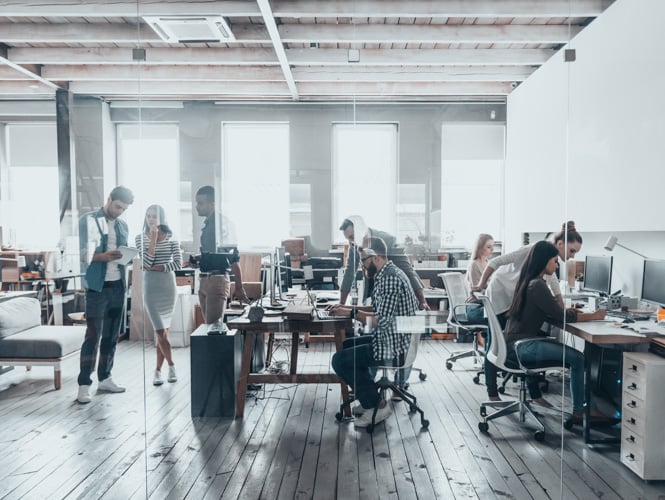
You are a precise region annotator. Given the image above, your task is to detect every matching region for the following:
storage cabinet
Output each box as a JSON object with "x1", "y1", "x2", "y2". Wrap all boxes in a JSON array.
[{"x1": 620, "y1": 351, "x2": 665, "y2": 480}]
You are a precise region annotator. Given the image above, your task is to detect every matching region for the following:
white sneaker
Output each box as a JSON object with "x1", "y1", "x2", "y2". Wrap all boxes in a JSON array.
[
  {"x1": 354, "y1": 402, "x2": 392, "y2": 428},
  {"x1": 77, "y1": 385, "x2": 92, "y2": 404},
  {"x1": 352, "y1": 401, "x2": 365, "y2": 417},
  {"x1": 153, "y1": 370, "x2": 163, "y2": 386},
  {"x1": 167, "y1": 365, "x2": 177, "y2": 383},
  {"x1": 98, "y1": 377, "x2": 126, "y2": 393}
]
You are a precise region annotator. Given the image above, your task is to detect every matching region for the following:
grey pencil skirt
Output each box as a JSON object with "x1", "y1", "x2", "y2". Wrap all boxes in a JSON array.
[{"x1": 143, "y1": 271, "x2": 176, "y2": 330}]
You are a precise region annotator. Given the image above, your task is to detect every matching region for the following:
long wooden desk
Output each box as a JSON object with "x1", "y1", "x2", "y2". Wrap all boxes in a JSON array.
[
  {"x1": 226, "y1": 314, "x2": 352, "y2": 418},
  {"x1": 565, "y1": 320, "x2": 653, "y2": 445}
]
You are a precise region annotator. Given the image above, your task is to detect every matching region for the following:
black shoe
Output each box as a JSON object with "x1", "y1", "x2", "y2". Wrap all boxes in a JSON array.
[{"x1": 247, "y1": 383, "x2": 262, "y2": 391}]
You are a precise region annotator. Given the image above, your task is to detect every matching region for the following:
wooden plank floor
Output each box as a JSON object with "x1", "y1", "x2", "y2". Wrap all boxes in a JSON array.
[{"x1": 1, "y1": 337, "x2": 664, "y2": 500}]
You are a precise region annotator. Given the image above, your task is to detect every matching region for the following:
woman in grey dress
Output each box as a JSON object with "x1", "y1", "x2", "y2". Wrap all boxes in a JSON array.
[{"x1": 136, "y1": 205, "x2": 182, "y2": 385}]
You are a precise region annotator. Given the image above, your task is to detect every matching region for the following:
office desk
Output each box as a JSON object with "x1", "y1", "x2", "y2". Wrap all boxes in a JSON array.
[
  {"x1": 565, "y1": 320, "x2": 652, "y2": 445},
  {"x1": 226, "y1": 315, "x2": 352, "y2": 418}
]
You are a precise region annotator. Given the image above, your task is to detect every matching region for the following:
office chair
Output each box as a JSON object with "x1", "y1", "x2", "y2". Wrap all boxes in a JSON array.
[
  {"x1": 477, "y1": 295, "x2": 564, "y2": 441},
  {"x1": 440, "y1": 273, "x2": 487, "y2": 380},
  {"x1": 335, "y1": 327, "x2": 429, "y2": 434}
]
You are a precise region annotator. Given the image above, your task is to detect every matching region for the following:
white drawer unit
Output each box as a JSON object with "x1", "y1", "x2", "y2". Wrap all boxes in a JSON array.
[{"x1": 621, "y1": 351, "x2": 665, "y2": 480}]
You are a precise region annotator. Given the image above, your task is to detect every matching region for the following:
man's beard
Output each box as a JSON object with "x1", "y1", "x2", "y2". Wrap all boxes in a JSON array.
[{"x1": 365, "y1": 262, "x2": 378, "y2": 279}]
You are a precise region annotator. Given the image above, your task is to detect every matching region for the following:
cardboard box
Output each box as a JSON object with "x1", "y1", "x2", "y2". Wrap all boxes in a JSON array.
[{"x1": 282, "y1": 238, "x2": 305, "y2": 257}]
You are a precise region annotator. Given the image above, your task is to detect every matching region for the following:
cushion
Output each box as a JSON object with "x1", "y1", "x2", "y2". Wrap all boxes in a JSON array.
[
  {"x1": 0, "y1": 298, "x2": 41, "y2": 338},
  {"x1": 0, "y1": 325, "x2": 84, "y2": 358}
]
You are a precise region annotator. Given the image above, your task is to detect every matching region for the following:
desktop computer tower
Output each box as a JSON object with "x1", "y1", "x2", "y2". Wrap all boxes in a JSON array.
[{"x1": 589, "y1": 344, "x2": 623, "y2": 407}]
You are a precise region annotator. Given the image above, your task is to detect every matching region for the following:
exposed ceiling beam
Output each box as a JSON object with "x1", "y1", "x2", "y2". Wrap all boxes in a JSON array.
[
  {"x1": 0, "y1": 22, "x2": 578, "y2": 45},
  {"x1": 278, "y1": 24, "x2": 581, "y2": 44},
  {"x1": 256, "y1": 0, "x2": 298, "y2": 100},
  {"x1": 0, "y1": 81, "x2": 56, "y2": 95},
  {"x1": 0, "y1": 52, "x2": 60, "y2": 90},
  {"x1": 8, "y1": 47, "x2": 280, "y2": 66},
  {"x1": 0, "y1": 0, "x2": 610, "y2": 18},
  {"x1": 68, "y1": 80, "x2": 512, "y2": 96},
  {"x1": 41, "y1": 64, "x2": 533, "y2": 83},
  {"x1": 9, "y1": 47, "x2": 553, "y2": 67}
]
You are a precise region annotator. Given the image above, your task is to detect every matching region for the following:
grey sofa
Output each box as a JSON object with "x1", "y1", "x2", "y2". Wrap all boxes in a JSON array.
[{"x1": 0, "y1": 297, "x2": 84, "y2": 389}]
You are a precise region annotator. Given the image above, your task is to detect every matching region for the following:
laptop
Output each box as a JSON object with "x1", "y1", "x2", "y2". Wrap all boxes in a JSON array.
[{"x1": 307, "y1": 289, "x2": 346, "y2": 320}]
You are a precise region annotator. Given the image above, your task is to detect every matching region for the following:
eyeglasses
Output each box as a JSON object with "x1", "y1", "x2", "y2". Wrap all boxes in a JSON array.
[{"x1": 360, "y1": 255, "x2": 373, "y2": 263}]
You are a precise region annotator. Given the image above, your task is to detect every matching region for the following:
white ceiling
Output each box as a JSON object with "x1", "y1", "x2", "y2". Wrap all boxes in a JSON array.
[{"x1": 0, "y1": 0, "x2": 613, "y2": 102}]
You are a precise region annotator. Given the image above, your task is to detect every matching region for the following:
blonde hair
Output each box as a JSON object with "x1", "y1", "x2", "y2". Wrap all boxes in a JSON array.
[{"x1": 471, "y1": 233, "x2": 494, "y2": 261}]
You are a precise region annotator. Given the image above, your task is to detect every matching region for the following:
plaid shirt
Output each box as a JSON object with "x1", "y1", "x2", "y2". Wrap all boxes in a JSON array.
[{"x1": 371, "y1": 260, "x2": 419, "y2": 360}]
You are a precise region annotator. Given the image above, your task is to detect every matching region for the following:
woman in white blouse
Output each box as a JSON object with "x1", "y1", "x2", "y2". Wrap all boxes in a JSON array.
[
  {"x1": 135, "y1": 205, "x2": 182, "y2": 386},
  {"x1": 466, "y1": 234, "x2": 494, "y2": 290}
]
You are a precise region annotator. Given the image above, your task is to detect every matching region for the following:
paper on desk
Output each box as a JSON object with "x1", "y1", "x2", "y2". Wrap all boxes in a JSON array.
[{"x1": 117, "y1": 246, "x2": 138, "y2": 266}]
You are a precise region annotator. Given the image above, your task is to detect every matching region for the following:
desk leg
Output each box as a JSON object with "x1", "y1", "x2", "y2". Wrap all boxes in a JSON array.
[
  {"x1": 290, "y1": 332, "x2": 299, "y2": 375},
  {"x1": 335, "y1": 327, "x2": 351, "y2": 418},
  {"x1": 266, "y1": 333, "x2": 274, "y2": 366},
  {"x1": 583, "y1": 344, "x2": 592, "y2": 444},
  {"x1": 235, "y1": 330, "x2": 255, "y2": 418}
]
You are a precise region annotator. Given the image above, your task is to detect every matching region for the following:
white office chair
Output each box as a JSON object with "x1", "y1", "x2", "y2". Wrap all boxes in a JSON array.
[
  {"x1": 440, "y1": 273, "x2": 487, "y2": 376},
  {"x1": 477, "y1": 295, "x2": 564, "y2": 441},
  {"x1": 336, "y1": 327, "x2": 429, "y2": 434}
]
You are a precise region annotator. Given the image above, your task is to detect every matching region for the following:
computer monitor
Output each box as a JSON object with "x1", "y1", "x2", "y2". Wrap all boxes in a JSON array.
[
  {"x1": 641, "y1": 259, "x2": 665, "y2": 307},
  {"x1": 583, "y1": 255, "x2": 613, "y2": 295},
  {"x1": 274, "y1": 247, "x2": 292, "y2": 293}
]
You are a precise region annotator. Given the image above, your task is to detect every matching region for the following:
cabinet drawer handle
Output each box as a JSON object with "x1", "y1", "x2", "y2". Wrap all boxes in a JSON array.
[
  {"x1": 625, "y1": 453, "x2": 635, "y2": 461},
  {"x1": 629, "y1": 364, "x2": 638, "y2": 372},
  {"x1": 627, "y1": 400, "x2": 637, "y2": 409},
  {"x1": 626, "y1": 435, "x2": 636, "y2": 443},
  {"x1": 627, "y1": 382, "x2": 638, "y2": 390}
]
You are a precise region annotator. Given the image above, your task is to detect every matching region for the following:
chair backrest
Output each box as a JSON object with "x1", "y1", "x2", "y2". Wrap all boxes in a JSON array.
[
  {"x1": 440, "y1": 272, "x2": 469, "y2": 323},
  {"x1": 478, "y1": 295, "x2": 514, "y2": 372},
  {"x1": 376, "y1": 316, "x2": 423, "y2": 370}
]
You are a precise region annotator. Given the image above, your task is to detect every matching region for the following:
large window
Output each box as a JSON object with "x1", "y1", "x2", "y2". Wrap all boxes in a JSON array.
[
  {"x1": 117, "y1": 124, "x2": 180, "y2": 241},
  {"x1": 441, "y1": 124, "x2": 505, "y2": 250},
  {"x1": 332, "y1": 123, "x2": 398, "y2": 242},
  {"x1": 221, "y1": 122, "x2": 289, "y2": 249},
  {"x1": 2, "y1": 124, "x2": 59, "y2": 249}
]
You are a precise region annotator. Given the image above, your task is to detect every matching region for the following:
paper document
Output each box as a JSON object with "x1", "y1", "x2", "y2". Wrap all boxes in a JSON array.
[{"x1": 117, "y1": 246, "x2": 138, "y2": 265}]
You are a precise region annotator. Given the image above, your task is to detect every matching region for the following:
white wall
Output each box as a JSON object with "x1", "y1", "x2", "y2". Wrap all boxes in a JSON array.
[
  {"x1": 505, "y1": 0, "x2": 665, "y2": 294},
  {"x1": 506, "y1": 0, "x2": 665, "y2": 247}
]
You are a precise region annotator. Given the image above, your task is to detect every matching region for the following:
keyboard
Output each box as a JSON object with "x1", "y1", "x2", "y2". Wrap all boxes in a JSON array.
[
  {"x1": 607, "y1": 310, "x2": 652, "y2": 322},
  {"x1": 315, "y1": 309, "x2": 346, "y2": 320}
]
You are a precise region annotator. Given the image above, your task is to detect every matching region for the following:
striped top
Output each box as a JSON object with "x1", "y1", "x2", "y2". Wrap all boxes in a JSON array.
[{"x1": 135, "y1": 233, "x2": 182, "y2": 273}]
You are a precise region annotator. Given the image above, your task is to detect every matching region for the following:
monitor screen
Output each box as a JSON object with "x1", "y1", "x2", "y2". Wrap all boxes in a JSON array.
[
  {"x1": 641, "y1": 259, "x2": 665, "y2": 307},
  {"x1": 583, "y1": 255, "x2": 613, "y2": 295}
]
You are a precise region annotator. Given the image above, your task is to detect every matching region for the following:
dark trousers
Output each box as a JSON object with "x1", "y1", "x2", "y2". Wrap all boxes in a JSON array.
[
  {"x1": 332, "y1": 336, "x2": 386, "y2": 409},
  {"x1": 78, "y1": 284, "x2": 126, "y2": 386},
  {"x1": 485, "y1": 311, "x2": 507, "y2": 398}
]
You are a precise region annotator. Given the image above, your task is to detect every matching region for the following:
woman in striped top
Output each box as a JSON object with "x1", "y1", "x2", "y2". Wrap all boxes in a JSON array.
[{"x1": 135, "y1": 205, "x2": 182, "y2": 386}]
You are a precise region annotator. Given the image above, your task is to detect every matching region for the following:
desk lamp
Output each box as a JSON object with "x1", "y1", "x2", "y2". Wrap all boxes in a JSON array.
[{"x1": 603, "y1": 235, "x2": 648, "y2": 259}]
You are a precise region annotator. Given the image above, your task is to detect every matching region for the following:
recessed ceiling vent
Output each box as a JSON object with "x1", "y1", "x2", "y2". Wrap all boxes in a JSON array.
[{"x1": 144, "y1": 16, "x2": 235, "y2": 43}]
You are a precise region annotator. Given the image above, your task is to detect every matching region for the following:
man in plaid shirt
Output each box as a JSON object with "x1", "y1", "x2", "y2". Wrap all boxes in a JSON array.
[{"x1": 331, "y1": 236, "x2": 418, "y2": 428}]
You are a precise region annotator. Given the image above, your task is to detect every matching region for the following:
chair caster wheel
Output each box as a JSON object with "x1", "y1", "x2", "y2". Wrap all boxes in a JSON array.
[
  {"x1": 366, "y1": 424, "x2": 374, "y2": 434},
  {"x1": 419, "y1": 372, "x2": 427, "y2": 381},
  {"x1": 472, "y1": 376, "x2": 480, "y2": 384},
  {"x1": 421, "y1": 419, "x2": 430, "y2": 429},
  {"x1": 409, "y1": 405, "x2": 417, "y2": 413},
  {"x1": 480, "y1": 406, "x2": 487, "y2": 417},
  {"x1": 563, "y1": 418, "x2": 574, "y2": 430},
  {"x1": 534, "y1": 430, "x2": 545, "y2": 442},
  {"x1": 498, "y1": 386, "x2": 506, "y2": 394},
  {"x1": 478, "y1": 422, "x2": 489, "y2": 433},
  {"x1": 335, "y1": 412, "x2": 343, "y2": 422},
  {"x1": 446, "y1": 362, "x2": 453, "y2": 370}
]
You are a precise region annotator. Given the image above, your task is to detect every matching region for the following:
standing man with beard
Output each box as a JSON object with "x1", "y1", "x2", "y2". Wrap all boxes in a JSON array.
[{"x1": 330, "y1": 237, "x2": 418, "y2": 428}]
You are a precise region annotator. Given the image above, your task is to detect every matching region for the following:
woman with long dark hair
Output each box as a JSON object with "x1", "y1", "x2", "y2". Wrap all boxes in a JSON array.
[
  {"x1": 136, "y1": 204, "x2": 182, "y2": 386},
  {"x1": 505, "y1": 240, "x2": 610, "y2": 424}
]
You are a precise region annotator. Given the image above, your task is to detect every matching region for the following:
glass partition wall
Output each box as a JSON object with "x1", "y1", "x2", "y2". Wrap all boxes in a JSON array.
[{"x1": 5, "y1": 0, "x2": 665, "y2": 497}]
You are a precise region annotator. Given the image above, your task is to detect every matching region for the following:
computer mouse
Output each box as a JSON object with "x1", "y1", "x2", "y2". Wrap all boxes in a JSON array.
[
  {"x1": 316, "y1": 297, "x2": 329, "y2": 303},
  {"x1": 622, "y1": 318, "x2": 635, "y2": 324}
]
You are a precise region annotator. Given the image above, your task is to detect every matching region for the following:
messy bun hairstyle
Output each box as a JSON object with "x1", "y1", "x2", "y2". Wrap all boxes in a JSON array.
[{"x1": 553, "y1": 220, "x2": 582, "y2": 245}]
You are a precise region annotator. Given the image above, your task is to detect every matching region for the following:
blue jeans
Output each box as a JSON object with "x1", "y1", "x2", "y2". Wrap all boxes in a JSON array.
[
  {"x1": 510, "y1": 340, "x2": 585, "y2": 413},
  {"x1": 78, "y1": 284, "x2": 126, "y2": 386}
]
